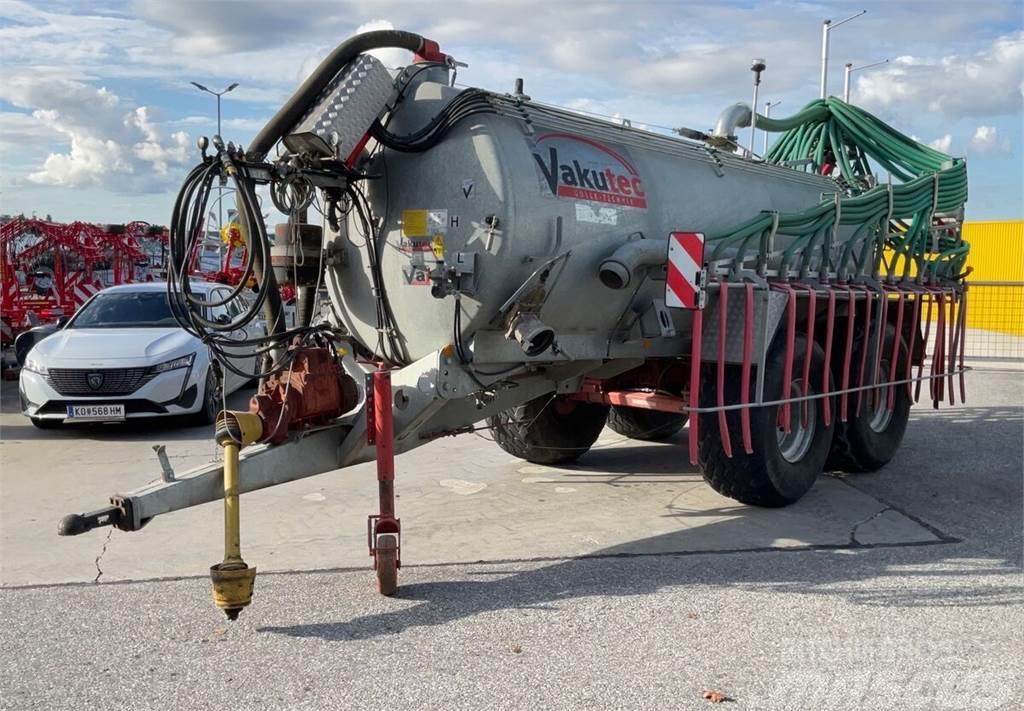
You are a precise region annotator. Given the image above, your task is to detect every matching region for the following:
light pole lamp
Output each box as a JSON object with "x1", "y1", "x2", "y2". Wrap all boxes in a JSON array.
[
  {"x1": 763, "y1": 100, "x2": 782, "y2": 155},
  {"x1": 843, "y1": 59, "x2": 889, "y2": 103},
  {"x1": 190, "y1": 81, "x2": 239, "y2": 140},
  {"x1": 749, "y1": 58, "x2": 766, "y2": 157},
  {"x1": 190, "y1": 81, "x2": 239, "y2": 233},
  {"x1": 819, "y1": 10, "x2": 867, "y2": 99}
]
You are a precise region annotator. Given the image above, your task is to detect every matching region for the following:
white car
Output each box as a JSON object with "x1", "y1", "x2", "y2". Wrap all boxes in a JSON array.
[{"x1": 19, "y1": 281, "x2": 262, "y2": 428}]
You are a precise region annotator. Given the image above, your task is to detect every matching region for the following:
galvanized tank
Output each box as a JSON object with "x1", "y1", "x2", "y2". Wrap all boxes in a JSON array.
[{"x1": 325, "y1": 66, "x2": 838, "y2": 361}]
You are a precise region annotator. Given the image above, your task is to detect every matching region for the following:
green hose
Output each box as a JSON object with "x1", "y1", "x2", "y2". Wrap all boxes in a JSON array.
[{"x1": 713, "y1": 97, "x2": 968, "y2": 281}]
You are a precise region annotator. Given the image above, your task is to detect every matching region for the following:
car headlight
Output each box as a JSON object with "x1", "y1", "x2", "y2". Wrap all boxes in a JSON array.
[
  {"x1": 23, "y1": 354, "x2": 48, "y2": 375},
  {"x1": 148, "y1": 353, "x2": 196, "y2": 374}
]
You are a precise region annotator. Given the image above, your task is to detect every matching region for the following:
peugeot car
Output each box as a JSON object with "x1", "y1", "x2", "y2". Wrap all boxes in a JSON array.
[{"x1": 19, "y1": 282, "x2": 262, "y2": 428}]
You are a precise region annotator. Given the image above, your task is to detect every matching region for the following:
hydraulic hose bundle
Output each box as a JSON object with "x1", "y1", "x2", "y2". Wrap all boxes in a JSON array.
[
  {"x1": 166, "y1": 31, "x2": 453, "y2": 376},
  {"x1": 166, "y1": 147, "x2": 329, "y2": 378},
  {"x1": 709, "y1": 97, "x2": 969, "y2": 281},
  {"x1": 370, "y1": 88, "x2": 495, "y2": 153}
]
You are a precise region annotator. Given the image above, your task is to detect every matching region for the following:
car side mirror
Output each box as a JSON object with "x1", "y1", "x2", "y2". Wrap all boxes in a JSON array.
[{"x1": 56, "y1": 316, "x2": 71, "y2": 329}]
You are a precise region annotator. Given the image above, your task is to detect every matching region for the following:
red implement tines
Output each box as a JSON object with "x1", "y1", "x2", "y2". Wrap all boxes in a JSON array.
[
  {"x1": 855, "y1": 287, "x2": 873, "y2": 417},
  {"x1": 932, "y1": 290, "x2": 946, "y2": 408},
  {"x1": 947, "y1": 289, "x2": 958, "y2": 406},
  {"x1": 958, "y1": 286, "x2": 968, "y2": 404},
  {"x1": 887, "y1": 287, "x2": 905, "y2": 411},
  {"x1": 822, "y1": 288, "x2": 836, "y2": 427},
  {"x1": 916, "y1": 292, "x2": 934, "y2": 403},
  {"x1": 873, "y1": 289, "x2": 890, "y2": 414},
  {"x1": 778, "y1": 284, "x2": 794, "y2": 434},
  {"x1": 840, "y1": 285, "x2": 857, "y2": 421},
  {"x1": 906, "y1": 290, "x2": 922, "y2": 399},
  {"x1": 716, "y1": 282, "x2": 733, "y2": 458},
  {"x1": 740, "y1": 283, "x2": 755, "y2": 454},
  {"x1": 800, "y1": 286, "x2": 816, "y2": 425},
  {"x1": 688, "y1": 309, "x2": 703, "y2": 465}
]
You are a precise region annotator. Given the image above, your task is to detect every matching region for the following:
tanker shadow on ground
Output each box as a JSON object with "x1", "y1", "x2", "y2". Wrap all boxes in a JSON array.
[{"x1": 260, "y1": 404, "x2": 1024, "y2": 643}]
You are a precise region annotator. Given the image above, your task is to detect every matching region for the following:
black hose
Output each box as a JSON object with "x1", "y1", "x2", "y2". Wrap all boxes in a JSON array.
[{"x1": 248, "y1": 30, "x2": 428, "y2": 160}]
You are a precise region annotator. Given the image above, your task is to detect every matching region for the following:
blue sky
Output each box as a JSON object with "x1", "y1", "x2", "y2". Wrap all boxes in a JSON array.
[{"x1": 1, "y1": 0, "x2": 1021, "y2": 224}]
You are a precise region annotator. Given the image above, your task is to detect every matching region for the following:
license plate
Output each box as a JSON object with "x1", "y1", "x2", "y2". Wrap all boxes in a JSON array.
[{"x1": 65, "y1": 404, "x2": 126, "y2": 421}]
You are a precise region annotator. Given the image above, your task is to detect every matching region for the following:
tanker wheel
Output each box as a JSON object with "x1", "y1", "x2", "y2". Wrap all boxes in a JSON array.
[
  {"x1": 828, "y1": 326, "x2": 911, "y2": 473},
  {"x1": 698, "y1": 334, "x2": 835, "y2": 507},
  {"x1": 374, "y1": 534, "x2": 399, "y2": 596},
  {"x1": 607, "y1": 406, "x2": 687, "y2": 441},
  {"x1": 487, "y1": 394, "x2": 609, "y2": 465}
]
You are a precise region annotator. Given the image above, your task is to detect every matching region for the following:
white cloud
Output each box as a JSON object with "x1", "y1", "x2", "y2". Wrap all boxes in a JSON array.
[
  {"x1": 857, "y1": 31, "x2": 1024, "y2": 119},
  {"x1": 0, "y1": 0, "x2": 1020, "y2": 222},
  {"x1": 0, "y1": 76, "x2": 192, "y2": 191},
  {"x1": 969, "y1": 125, "x2": 1008, "y2": 154},
  {"x1": 928, "y1": 135, "x2": 953, "y2": 153}
]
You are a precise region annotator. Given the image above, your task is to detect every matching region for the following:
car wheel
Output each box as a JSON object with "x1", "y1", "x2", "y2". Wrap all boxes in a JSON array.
[
  {"x1": 30, "y1": 417, "x2": 60, "y2": 430},
  {"x1": 194, "y1": 367, "x2": 222, "y2": 425}
]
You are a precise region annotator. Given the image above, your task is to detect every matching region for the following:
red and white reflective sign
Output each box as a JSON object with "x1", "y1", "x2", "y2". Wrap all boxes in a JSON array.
[{"x1": 665, "y1": 231, "x2": 706, "y2": 310}]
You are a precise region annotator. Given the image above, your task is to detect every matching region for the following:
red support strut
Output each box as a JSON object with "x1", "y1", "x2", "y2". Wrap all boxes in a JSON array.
[{"x1": 368, "y1": 369, "x2": 401, "y2": 595}]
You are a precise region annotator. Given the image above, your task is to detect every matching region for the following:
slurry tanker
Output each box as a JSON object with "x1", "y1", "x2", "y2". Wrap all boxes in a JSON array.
[{"x1": 59, "y1": 30, "x2": 970, "y2": 618}]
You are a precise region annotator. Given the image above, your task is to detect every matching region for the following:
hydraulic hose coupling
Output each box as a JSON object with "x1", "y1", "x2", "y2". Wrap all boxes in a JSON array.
[{"x1": 210, "y1": 410, "x2": 263, "y2": 620}]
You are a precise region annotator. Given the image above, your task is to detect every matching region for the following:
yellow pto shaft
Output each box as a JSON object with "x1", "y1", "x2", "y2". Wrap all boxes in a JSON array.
[{"x1": 209, "y1": 411, "x2": 263, "y2": 620}]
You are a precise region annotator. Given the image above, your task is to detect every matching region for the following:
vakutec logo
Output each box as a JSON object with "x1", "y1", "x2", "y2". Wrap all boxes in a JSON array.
[{"x1": 533, "y1": 133, "x2": 647, "y2": 209}]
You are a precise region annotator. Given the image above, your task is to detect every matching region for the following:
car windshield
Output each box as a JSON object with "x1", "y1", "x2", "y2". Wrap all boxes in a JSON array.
[{"x1": 71, "y1": 291, "x2": 179, "y2": 328}]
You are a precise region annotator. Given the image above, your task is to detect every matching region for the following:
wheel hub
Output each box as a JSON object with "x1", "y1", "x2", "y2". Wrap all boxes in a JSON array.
[
  {"x1": 868, "y1": 360, "x2": 894, "y2": 433},
  {"x1": 776, "y1": 378, "x2": 816, "y2": 464}
]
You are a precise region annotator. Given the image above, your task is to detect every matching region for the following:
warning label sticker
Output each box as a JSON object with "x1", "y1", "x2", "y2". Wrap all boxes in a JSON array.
[
  {"x1": 401, "y1": 209, "x2": 428, "y2": 238},
  {"x1": 400, "y1": 209, "x2": 448, "y2": 286}
]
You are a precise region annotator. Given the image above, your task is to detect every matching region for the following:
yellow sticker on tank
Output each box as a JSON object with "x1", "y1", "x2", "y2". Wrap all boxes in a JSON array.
[
  {"x1": 431, "y1": 233, "x2": 445, "y2": 260},
  {"x1": 401, "y1": 209, "x2": 428, "y2": 238}
]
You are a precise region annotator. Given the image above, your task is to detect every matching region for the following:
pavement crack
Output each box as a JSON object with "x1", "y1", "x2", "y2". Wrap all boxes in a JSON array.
[
  {"x1": 93, "y1": 528, "x2": 113, "y2": 584},
  {"x1": 848, "y1": 507, "x2": 893, "y2": 546}
]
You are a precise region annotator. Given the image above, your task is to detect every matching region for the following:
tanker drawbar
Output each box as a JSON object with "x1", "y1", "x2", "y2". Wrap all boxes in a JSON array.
[{"x1": 59, "y1": 30, "x2": 971, "y2": 617}]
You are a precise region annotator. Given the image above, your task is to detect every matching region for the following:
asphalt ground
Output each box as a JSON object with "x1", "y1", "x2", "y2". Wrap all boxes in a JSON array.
[{"x1": 0, "y1": 365, "x2": 1021, "y2": 710}]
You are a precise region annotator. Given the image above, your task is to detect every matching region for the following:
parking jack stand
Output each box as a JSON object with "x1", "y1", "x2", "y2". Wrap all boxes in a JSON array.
[
  {"x1": 210, "y1": 411, "x2": 263, "y2": 620},
  {"x1": 367, "y1": 369, "x2": 401, "y2": 596}
]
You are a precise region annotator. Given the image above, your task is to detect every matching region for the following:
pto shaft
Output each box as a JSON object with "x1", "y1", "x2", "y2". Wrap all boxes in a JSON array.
[{"x1": 209, "y1": 411, "x2": 263, "y2": 620}]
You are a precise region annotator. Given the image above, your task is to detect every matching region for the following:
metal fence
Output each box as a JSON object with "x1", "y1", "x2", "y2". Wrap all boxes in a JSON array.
[{"x1": 960, "y1": 281, "x2": 1024, "y2": 361}]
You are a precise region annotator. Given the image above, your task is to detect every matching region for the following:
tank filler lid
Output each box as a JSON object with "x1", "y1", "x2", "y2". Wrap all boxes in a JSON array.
[{"x1": 282, "y1": 53, "x2": 396, "y2": 166}]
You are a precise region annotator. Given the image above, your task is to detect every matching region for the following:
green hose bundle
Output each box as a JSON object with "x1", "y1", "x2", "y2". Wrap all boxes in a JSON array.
[{"x1": 709, "y1": 97, "x2": 968, "y2": 282}]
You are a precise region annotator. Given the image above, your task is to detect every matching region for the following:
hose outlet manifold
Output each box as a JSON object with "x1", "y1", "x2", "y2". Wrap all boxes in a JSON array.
[{"x1": 210, "y1": 410, "x2": 264, "y2": 620}]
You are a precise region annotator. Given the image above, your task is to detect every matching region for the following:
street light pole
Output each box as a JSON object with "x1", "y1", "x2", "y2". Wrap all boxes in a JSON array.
[
  {"x1": 763, "y1": 100, "x2": 781, "y2": 155},
  {"x1": 843, "y1": 58, "x2": 889, "y2": 103},
  {"x1": 190, "y1": 81, "x2": 239, "y2": 235},
  {"x1": 819, "y1": 10, "x2": 867, "y2": 99},
  {"x1": 749, "y1": 58, "x2": 766, "y2": 158}
]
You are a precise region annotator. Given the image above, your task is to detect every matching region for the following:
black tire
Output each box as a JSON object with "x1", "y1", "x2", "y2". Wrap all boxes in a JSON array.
[
  {"x1": 375, "y1": 534, "x2": 399, "y2": 596},
  {"x1": 193, "y1": 367, "x2": 222, "y2": 425},
  {"x1": 828, "y1": 326, "x2": 911, "y2": 473},
  {"x1": 607, "y1": 406, "x2": 686, "y2": 441},
  {"x1": 488, "y1": 394, "x2": 609, "y2": 465},
  {"x1": 699, "y1": 335, "x2": 834, "y2": 507},
  {"x1": 30, "y1": 417, "x2": 60, "y2": 430}
]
